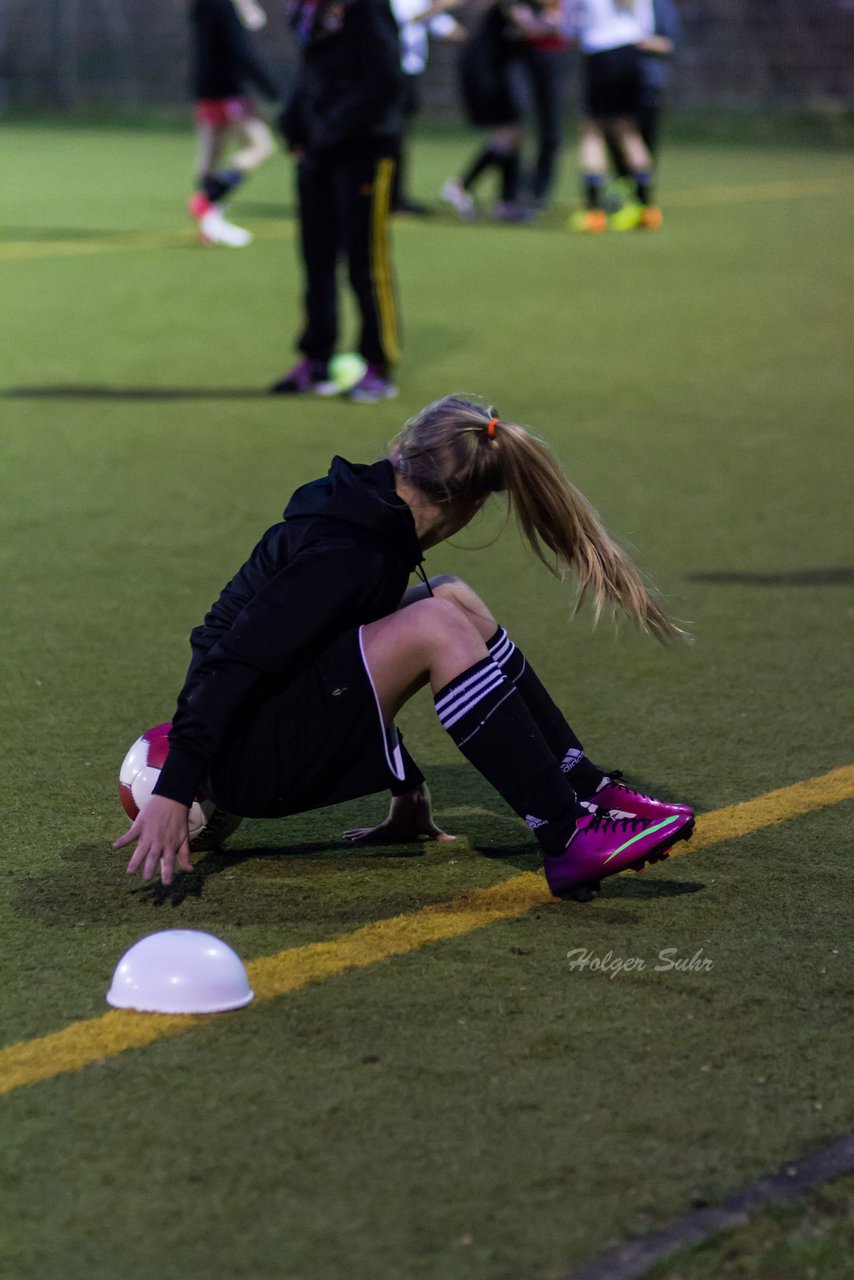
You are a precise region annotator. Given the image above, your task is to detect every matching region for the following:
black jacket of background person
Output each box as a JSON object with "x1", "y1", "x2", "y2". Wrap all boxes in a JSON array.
[
  {"x1": 280, "y1": 0, "x2": 403, "y2": 155},
  {"x1": 153, "y1": 458, "x2": 425, "y2": 809},
  {"x1": 190, "y1": 0, "x2": 280, "y2": 100}
]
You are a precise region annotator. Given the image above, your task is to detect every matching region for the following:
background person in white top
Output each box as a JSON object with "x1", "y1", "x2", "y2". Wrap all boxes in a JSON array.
[
  {"x1": 390, "y1": 0, "x2": 466, "y2": 214},
  {"x1": 566, "y1": 0, "x2": 663, "y2": 231}
]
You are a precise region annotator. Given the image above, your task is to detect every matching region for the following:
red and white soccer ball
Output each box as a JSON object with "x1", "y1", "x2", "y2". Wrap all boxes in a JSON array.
[{"x1": 118, "y1": 722, "x2": 215, "y2": 840}]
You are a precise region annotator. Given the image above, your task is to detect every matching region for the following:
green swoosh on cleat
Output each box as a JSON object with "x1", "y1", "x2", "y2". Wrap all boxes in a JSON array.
[{"x1": 602, "y1": 815, "x2": 680, "y2": 863}]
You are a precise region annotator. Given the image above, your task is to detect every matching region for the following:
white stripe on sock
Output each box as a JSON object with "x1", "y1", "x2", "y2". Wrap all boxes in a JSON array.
[
  {"x1": 437, "y1": 675, "x2": 504, "y2": 727},
  {"x1": 488, "y1": 632, "x2": 515, "y2": 666},
  {"x1": 434, "y1": 662, "x2": 502, "y2": 717},
  {"x1": 436, "y1": 672, "x2": 506, "y2": 730}
]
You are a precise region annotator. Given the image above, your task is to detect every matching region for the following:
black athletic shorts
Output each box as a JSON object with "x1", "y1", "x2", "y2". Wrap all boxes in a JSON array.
[
  {"x1": 583, "y1": 45, "x2": 644, "y2": 119},
  {"x1": 205, "y1": 626, "x2": 408, "y2": 819}
]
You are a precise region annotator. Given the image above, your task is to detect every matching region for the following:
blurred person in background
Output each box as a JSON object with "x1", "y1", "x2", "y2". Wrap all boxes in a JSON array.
[
  {"x1": 188, "y1": 0, "x2": 280, "y2": 247},
  {"x1": 271, "y1": 0, "x2": 404, "y2": 403},
  {"x1": 441, "y1": 0, "x2": 530, "y2": 222},
  {"x1": 605, "y1": 0, "x2": 681, "y2": 212},
  {"x1": 391, "y1": 0, "x2": 466, "y2": 215},
  {"x1": 566, "y1": 0, "x2": 663, "y2": 232},
  {"x1": 505, "y1": 0, "x2": 573, "y2": 213}
]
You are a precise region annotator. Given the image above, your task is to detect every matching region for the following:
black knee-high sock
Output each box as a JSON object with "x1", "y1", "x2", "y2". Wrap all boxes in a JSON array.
[
  {"x1": 460, "y1": 147, "x2": 500, "y2": 190},
  {"x1": 201, "y1": 168, "x2": 245, "y2": 204},
  {"x1": 582, "y1": 172, "x2": 605, "y2": 210},
  {"x1": 633, "y1": 170, "x2": 653, "y2": 206},
  {"x1": 486, "y1": 627, "x2": 606, "y2": 798},
  {"x1": 497, "y1": 150, "x2": 520, "y2": 202},
  {"x1": 434, "y1": 656, "x2": 583, "y2": 856}
]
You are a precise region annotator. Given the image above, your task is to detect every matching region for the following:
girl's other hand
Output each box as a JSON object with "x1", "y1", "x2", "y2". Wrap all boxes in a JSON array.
[
  {"x1": 343, "y1": 783, "x2": 457, "y2": 845},
  {"x1": 114, "y1": 795, "x2": 194, "y2": 885}
]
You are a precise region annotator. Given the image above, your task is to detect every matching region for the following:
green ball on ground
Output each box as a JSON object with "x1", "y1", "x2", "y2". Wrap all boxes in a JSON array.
[{"x1": 329, "y1": 353, "x2": 367, "y2": 391}]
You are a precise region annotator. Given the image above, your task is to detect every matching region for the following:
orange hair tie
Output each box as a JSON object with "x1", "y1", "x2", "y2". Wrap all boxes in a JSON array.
[{"x1": 486, "y1": 417, "x2": 499, "y2": 439}]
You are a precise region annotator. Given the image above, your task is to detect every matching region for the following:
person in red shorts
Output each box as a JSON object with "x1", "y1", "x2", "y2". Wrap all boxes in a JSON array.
[{"x1": 188, "y1": 0, "x2": 281, "y2": 247}]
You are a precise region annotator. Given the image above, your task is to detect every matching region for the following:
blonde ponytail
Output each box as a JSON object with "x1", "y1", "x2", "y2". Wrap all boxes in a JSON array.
[{"x1": 392, "y1": 395, "x2": 687, "y2": 644}]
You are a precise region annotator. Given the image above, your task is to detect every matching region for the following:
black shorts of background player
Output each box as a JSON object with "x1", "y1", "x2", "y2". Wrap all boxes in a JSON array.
[{"x1": 116, "y1": 395, "x2": 695, "y2": 902}]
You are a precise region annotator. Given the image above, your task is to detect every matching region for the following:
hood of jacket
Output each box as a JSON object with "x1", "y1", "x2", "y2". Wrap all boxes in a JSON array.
[{"x1": 284, "y1": 456, "x2": 423, "y2": 571}]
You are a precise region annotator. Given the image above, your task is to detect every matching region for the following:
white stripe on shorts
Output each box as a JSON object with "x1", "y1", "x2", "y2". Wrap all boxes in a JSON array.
[{"x1": 357, "y1": 625, "x2": 406, "y2": 782}]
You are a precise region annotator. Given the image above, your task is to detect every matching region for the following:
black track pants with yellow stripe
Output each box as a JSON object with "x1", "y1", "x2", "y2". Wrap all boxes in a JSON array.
[{"x1": 296, "y1": 138, "x2": 400, "y2": 370}]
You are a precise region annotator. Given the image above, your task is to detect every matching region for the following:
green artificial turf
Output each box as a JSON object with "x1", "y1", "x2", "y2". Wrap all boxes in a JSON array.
[
  {"x1": 647, "y1": 1171, "x2": 854, "y2": 1280},
  {"x1": 1, "y1": 121, "x2": 852, "y2": 1280}
]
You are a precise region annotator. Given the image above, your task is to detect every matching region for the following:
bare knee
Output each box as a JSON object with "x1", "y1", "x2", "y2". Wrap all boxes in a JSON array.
[
  {"x1": 431, "y1": 577, "x2": 497, "y2": 640},
  {"x1": 394, "y1": 597, "x2": 489, "y2": 690},
  {"x1": 233, "y1": 121, "x2": 276, "y2": 172},
  {"x1": 579, "y1": 121, "x2": 606, "y2": 172},
  {"x1": 609, "y1": 118, "x2": 650, "y2": 171},
  {"x1": 409, "y1": 595, "x2": 485, "y2": 654},
  {"x1": 362, "y1": 596, "x2": 489, "y2": 720},
  {"x1": 369, "y1": 596, "x2": 484, "y2": 668}
]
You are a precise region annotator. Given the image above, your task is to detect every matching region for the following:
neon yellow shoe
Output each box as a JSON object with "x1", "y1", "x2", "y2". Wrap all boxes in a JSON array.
[
  {"x1": 568, "y1": 209, "x2": 607, "y2": 234},
  {"x1": 608, "y1": 201, "x2": 644, "y2": 231},
  {"x1": 609, "y1": 203, "x2": 664, "y2": 231}
]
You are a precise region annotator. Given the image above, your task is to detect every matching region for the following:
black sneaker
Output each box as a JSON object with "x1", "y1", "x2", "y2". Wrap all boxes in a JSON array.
[{"x1": 189, "y1": 809, "x2": 243, "y2": 853}]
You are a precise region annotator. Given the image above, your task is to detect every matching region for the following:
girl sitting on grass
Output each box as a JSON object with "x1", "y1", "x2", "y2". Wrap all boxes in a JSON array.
[{"x1": 116, "y1": 395, "x2": 694, "y2": 898}]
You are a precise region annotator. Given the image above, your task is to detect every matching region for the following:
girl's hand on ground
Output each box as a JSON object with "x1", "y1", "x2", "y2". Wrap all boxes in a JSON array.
[
  {"x1": 114, "y1": 795, "x2": 194, "y2": 885},
  {"x1": 343, "y1": 783, "x2": 457, "y2": 845}
]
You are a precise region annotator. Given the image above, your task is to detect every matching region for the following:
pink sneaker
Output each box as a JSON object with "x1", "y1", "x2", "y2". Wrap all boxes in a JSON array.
[
  {"x1": 584, "y1": 774, "x2": 694, "y2": 823},
  {"x1": 188, "y1": 193, "x2": 212, "y2": 220},
  {"x1": 545, "y1": 810, "x2": 695, "y2": 900}
]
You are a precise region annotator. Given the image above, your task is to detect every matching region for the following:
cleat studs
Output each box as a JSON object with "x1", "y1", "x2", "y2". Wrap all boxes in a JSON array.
[{"x1": 560, "y1": 882, "x2": 601, "y2": 903}]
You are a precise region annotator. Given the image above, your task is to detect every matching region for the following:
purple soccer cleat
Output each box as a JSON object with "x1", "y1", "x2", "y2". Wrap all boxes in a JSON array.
[
  {"x1": 269, "y1": 357, "x2": 338, "y2": 396},
  {"x1": 544, "y1": 810, "x2": 695, "y2": 901},
  {"x1": 343, "y1": 364, "x2": 398, "y2": 404},
  {"x1": 583, "y1": 773, "x2": 694, "y2": 824}
]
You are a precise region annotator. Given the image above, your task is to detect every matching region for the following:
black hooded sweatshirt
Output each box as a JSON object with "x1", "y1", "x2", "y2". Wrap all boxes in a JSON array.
[
  {"x1": 153, "y1": 457, "x2": 424, "y2": 809},
  {"x1": 280, "y1": 0, "x2": 403, "y2": 155}
]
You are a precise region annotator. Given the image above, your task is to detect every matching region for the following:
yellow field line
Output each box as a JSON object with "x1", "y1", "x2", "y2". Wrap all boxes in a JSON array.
[
  {"x1": 1, "y1": 764, "x2": 852, "y2": 1097},
  {"x1": 0, "y1": 222, "x2": 297, "y2": 262},
  {"x1": 1, "y1": 178, "x2": 851, "y2": 262}
]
